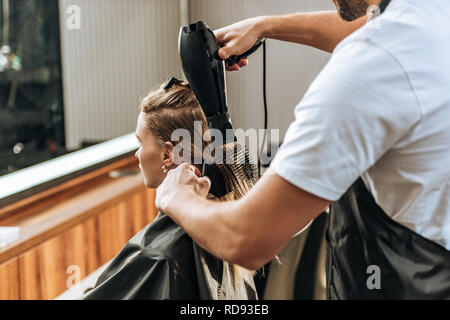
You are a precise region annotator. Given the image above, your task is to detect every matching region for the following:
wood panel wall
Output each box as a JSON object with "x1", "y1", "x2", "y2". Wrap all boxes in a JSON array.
[
  {"x1": 0, "y1": 257, "x2": 20, "y2": 299},
  {"x1": 0, "y1": 186, "x2": 158, "y2": 300}
]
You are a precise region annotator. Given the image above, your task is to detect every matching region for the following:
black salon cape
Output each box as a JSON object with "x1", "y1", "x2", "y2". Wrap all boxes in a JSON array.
[{"x1": 82, "y1": 212, "x2": 257, "y2": 300}]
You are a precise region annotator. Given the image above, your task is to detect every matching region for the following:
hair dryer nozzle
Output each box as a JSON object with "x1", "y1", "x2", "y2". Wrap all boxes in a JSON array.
[{"x1": 179, "y1": 21, "x2": 229, "y2": 118}]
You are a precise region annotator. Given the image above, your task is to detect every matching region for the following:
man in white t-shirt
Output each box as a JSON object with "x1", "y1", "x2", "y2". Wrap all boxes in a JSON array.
[{"x1": 154, "y1": 0, "x2": 450, "y2": 298}]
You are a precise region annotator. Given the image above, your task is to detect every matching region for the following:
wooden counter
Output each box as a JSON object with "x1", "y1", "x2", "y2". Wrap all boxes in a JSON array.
[{"x1": 0, "y1": 156, "x2": 158, "y2": 299}]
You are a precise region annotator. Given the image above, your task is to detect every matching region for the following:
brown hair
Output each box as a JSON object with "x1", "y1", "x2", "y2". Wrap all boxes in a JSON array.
[
  {"x1": 139, "y1": 81, "x2": 259, "y2": 284},
  {"x1": 140, "y1": 81, "x2": 209, "y2": 173},
  {"x1": 140, "y1": 81, "x2": 257, "y2": 201}
]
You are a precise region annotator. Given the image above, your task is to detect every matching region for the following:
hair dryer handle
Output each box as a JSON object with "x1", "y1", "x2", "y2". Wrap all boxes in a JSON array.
[{"x1": 225, "y1": 38, "x2": 265, "y2": 66}]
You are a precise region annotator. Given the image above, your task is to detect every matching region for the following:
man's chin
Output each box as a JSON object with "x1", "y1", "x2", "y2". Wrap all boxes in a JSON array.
[
  {"x1": 334, "y1": 0, "x2": 368, "y2": 21},
  {"x1": 143, "y1": 179, "x2": 155, "y2": 189},
  {"x1": 339, "y1": 10, "x2": 361, "y2": 21}
]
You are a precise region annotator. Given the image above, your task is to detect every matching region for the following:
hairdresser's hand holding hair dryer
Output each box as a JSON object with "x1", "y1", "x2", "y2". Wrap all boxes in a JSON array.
[{"x1": 156, "y1": 0, "x2": 450, "y2": 299}]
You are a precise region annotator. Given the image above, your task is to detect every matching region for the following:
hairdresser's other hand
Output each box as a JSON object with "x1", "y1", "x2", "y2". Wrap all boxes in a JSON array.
[
  {"x1": 155, "y1": 163, "x2": 211, "y2": 215},
  {"x1": 214, "y1": 16, "x2": 265, "y2": 71}
]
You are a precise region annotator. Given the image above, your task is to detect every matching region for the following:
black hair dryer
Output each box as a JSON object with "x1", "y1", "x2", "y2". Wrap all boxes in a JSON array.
[
  {"x1": 178, "y1": 21, "x2": 265, "y2": 143},
  {"x1": 179, "y1": 21, "x2": 264, "y2": 197}
]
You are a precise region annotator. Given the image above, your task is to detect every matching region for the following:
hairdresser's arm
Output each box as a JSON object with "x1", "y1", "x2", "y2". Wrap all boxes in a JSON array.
[
  {"x1": 155, "y1": 164, "x2": 330, "y2": 270},
  {"x1": 215, "y1": 11, "x2": 367, "y2": 69}
]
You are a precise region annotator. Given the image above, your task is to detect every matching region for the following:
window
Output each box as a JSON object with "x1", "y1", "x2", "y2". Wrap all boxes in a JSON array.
[
  {"x1": 0, "y1": 0, "x2": 65, "y2": 177},
  {"x1": 0, "y1": 0, "x2": 182, "y2": 205}
]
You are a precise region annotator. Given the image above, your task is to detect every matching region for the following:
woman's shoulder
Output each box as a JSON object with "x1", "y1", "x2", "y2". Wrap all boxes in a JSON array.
[
  {"x1": 83, "y1": 212, "x2": 200, "y2": 299},
  {"x1": 128, "y1": 212, "x2": 194, "y2": 260}
]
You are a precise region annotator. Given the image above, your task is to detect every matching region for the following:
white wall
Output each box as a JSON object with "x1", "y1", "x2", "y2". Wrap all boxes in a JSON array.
[
  {"x1": 189, "y1": 0, "x2": 335, "y2": 142},
  {"x1": 59, "y1": 0, "x2": 183, "y2": 150},
  {"x1": 59, "y1": 0, "x2": 336, "y2": 150}
]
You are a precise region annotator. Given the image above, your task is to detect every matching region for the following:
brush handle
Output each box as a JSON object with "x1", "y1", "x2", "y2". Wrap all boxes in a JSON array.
[{"x1": 225, "y1": 38, "x2": 265, "y2": 66}]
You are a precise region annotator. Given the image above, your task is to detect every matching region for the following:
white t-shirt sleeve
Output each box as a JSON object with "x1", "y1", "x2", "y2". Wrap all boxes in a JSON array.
[{"x1": 271, "y1": 40, "x2": 421, "y2": 201}]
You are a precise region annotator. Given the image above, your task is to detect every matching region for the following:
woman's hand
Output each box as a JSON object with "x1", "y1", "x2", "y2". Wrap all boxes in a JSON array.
[
  {"x1": 214, "y1": 16, "x2": 266, "y2": 71},
  {"x1": 155, "y1": 163, "x2": 211, "y2": 215}
]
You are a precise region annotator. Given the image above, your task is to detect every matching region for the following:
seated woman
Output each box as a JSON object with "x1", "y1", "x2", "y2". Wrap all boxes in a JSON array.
[{"x1": 82, "y1": 78, "x2": 259, "y2": 300}]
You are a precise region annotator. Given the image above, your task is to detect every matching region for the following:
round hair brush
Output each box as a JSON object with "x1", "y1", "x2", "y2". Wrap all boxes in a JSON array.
[
  {"x1": 203, "y1": 142, "x2": 259, "y2": 199},
  {"x1": 179, "y1": 21, "x2": 264, "y2": 198}
]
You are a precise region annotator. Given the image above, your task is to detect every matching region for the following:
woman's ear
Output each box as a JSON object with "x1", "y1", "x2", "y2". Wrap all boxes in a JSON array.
[{"x1": 162, "y1": 142, "x2": 175, "y2": 168}]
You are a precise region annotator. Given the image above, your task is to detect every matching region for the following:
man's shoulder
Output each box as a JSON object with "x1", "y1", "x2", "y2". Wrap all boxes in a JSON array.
[
  {"x1": 335, "y1": 0, "x2": 448, "y2": 64},
  {"x1": 308, "y1": 37, "x2": 407, "y2": 106},
  {"x1": 297, "y1": 18, "x2": 422, "y2": 131}
]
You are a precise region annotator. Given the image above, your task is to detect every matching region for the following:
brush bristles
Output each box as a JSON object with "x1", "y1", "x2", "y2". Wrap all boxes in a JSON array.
[{"x1": 207, "y1": 142, "x2": 259, "y2": 201}]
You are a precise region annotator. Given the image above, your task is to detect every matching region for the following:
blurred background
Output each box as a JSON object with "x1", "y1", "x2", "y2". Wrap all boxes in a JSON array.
[
  {"x1": 0, "y1": 0, "x2": 334, "y2": 177},
  {"x1": 0, "y1": 0, "x2": 335, "y2": 300}
]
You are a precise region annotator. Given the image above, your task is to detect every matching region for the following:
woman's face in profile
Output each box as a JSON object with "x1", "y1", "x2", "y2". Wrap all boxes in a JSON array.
[{"x1": 135, "y1": 112, "x2": 168, "y2": 188}]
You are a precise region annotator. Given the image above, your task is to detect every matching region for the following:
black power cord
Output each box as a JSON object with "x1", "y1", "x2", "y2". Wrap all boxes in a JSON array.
[
  {"x1": 253, "y1": 40, "x2": 272, "y2": 299},
  {"x1": 258, "y1": 40, "x2": 268, "y2": 175}
]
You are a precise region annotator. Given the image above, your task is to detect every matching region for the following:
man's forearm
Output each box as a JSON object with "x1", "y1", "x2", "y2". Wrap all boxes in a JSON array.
[{"x1": 258, "y1": 11, "x2": 368, "y2": 53}]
